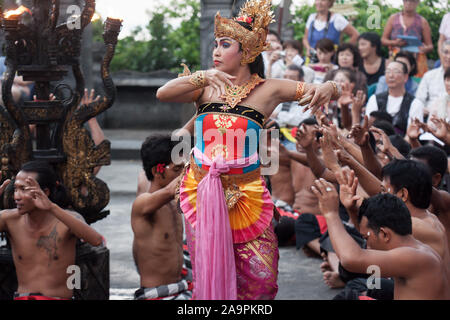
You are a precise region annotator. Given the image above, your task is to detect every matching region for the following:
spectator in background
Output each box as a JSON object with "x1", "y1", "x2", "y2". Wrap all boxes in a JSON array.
[
  {"x1": 438, "y1": 12, "x2": 450, "y2": 64},
  {"x1": 272, "y1": 64, "x2": 312, "y2": 129},
  {"x1": 309, "y1": 38, "x2": 338, "y2": 84},
  {"x1": 381, "y1": 0, "x2": 433, "y2": 78},
  {"x1": 324, "y1": 43, "x2": 367, "y2": 97},
  {"x1": 267, "y1": 39, "x2": 315, "y2": 83},
  {"x1": 375, "y1": 51, "x2": 419, "y2": 96},
  {"x1": 358, "y1": 32, "x2": 386, "y2": 89},
  {"x1": 365, "y1": 61, "x2": 424, "y2": 136},
  {"x1": 302, "y1": 0, "x2": 359, "y2": 63},
  {"x1": 427, "y1": 67, "x2": 450, "y2": 122},
  {"x1": 262, "y1": 30, "x2": 283, "y2": 77},
  {"x1": 416, "y1": 40, "x2": 450, "y2": 115}
]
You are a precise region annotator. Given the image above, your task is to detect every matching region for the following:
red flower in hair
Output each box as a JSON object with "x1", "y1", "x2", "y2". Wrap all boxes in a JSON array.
[
  {"x1": 236, "y1": 16, "x2": 253, "y2": 24},
  {"x1": 156, "y1": 163, "x2": 166, "y2": 174}
]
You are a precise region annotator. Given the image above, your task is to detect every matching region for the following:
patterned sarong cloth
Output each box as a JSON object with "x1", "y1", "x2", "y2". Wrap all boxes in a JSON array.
[
  {"x1": 14, "y1": 292, "x2": 72, "y2": 300},
  {"x1": 134, "y1": 279, "x2": 193, "y2": 300},
  {"x1": 185, "y1": 221, "x2": 279, "y2": 300}
]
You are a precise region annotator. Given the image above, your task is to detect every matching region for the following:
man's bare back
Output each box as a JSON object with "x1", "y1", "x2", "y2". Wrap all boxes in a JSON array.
[
  {"x1": 131, "y1": 188, "x2": 184, "y2": 289},
  {"x1": 391, "y1": 240, "x2": 450, "y2": 300}
]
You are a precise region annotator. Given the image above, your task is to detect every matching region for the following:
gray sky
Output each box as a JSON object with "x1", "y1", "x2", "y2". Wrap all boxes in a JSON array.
[{"x1": 94, "y1": 0, "x2": 415, "y2": 38}]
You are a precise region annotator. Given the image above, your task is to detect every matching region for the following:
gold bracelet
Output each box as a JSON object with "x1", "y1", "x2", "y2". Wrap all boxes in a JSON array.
[
  {"x1": 189, "y1": 71, "x2": 207, "y2": 89},
  {"x1": 326, "y1": 81, "x2": 341, "y2": 100},
  {"x1": 294, "y1": 82, "x2": 305, "y2": 101}
]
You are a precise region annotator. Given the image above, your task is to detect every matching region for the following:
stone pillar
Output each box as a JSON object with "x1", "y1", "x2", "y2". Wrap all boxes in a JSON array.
[{"x1": 276, "y1": 0, "x2": 294, "y2": 41}]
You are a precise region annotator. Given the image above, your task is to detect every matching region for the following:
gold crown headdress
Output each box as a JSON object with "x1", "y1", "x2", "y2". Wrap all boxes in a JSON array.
[{"x1": 214, "y1": 0, "x2": 275, "y2": 65}]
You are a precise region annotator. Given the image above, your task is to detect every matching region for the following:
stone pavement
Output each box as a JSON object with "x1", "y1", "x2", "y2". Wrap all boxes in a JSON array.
[{"x1": 94, "y1": 156, "x2": 341, "y2": 300}]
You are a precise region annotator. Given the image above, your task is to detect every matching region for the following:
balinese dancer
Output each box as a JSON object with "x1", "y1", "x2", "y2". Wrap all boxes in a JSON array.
[{"x1": 156, "y1": 0, "x2": 340, "y2": 300}]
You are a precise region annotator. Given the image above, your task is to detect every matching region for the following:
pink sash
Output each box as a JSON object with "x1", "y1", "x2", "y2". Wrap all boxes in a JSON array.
[{"x1": 193, "y1": 147, "x2": 259, "y2": 300}]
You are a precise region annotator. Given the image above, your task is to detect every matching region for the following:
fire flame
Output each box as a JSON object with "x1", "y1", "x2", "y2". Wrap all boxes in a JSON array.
[{"x1": 4, "y1": 5, "x2": 32, "y2": 19}]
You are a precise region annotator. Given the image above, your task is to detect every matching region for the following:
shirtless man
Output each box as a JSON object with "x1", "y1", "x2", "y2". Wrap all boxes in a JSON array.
[
  {"x1": 287, "y1": 119, "x2": 326, "y2": 256},
  {"x1": 0, "y1": 161, "x2": 104, "y2": 300},
  {"x1": 312, "y1": 180, "x2": 450, "y2": 300},
  {"x1": 381, "y1": 160, "x2": 450, "y2": 283},
  {"x1": 131, "y1": 134, "x2": 190, "y2": 300},
  {"x1": 409, "y1": 146, "x2": 450, "y2": 249}
]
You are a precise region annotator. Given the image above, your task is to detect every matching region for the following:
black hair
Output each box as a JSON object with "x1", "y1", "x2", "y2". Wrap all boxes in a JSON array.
[
  {"x1": 370, "y1": 111, "x2": 393, "y2": 124},
  {"x1": 445, "y1": 67, "x2": 450, "y2": 80},
  {"x1": 408, "y1": 145, "x2": 448, "y2": 178},
  {"x1": 299, "y1": 117, "x2": 322, "y2": 140},
  {"x1": 286, "y1": 64, "x2": 304, "y2": 81},
  {"x1": 283, "y1": 39, "x2": 303, "y2": 55},
  {"x1": 20, "y1": 161, "x2": 70, "y2": 208},
  {"x1": 395, "y1": 51, "x2": 417, "y2": 77},
  {"x1": 389, "y1": 134, "x2": 411, "y2": 158},
  {"x1": 236, "y1": 20, "x2": 265, "y2": 78},
  {"x1": 335, "y1": 43, "x2": 362, "y2": 68},
  {"x1": 372, "y1": 119, "x2": 395, "y2": 136},
  {"x1": 334, "y1": 67, "x2": 356, "y2": 84},
  {"x1": 141, "y1": 134, "x2": 177, "y2": 181},
  {"x1": 381, "y1": 159, "x2": 432, "y2": 209},
  {"x1": 299, "y1": 117, "x2": 318, "y2": 126},
  {"x1": 315, "y1": 38, "x2": 335, "y2": 53},
  {"x1": 358, "y1": 32, "x2": 382, "y2": 57},
  {"x1": 268, "y1": 29, "x2": 281, "y2": 43},
  {"x1": 358, "y1": 193, "x2": 412, "y2": 236}
]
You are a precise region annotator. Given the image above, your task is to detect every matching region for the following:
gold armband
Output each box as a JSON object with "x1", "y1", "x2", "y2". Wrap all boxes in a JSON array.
[
  {"x1": 326, "y1": 81, "x2": 341, "y2": 100},
  {"x1": 189, "y1": 71, "x2": 207, "y2": 89},
  {"x1": 294, "y1": 82, "x2": 305, "y2": 101}
]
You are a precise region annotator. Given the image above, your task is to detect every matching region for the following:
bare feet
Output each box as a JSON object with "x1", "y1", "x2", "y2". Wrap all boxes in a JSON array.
[
  {"x1": 320, "y1": 252, "x2": 345, "y2": 288},
  {"x1": 323, "y1": 271, "x2": 345, "y2": 289}
]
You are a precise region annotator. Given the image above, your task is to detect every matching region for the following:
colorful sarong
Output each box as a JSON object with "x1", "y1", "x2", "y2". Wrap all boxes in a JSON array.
[{"x1": 185, "y1": 221, "x2": 278, "y2": 300}]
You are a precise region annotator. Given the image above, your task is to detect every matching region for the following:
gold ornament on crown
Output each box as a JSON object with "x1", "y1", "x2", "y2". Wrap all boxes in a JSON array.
[{"x1": 214, "y1": 0, "x2": 275, "y2": 65}]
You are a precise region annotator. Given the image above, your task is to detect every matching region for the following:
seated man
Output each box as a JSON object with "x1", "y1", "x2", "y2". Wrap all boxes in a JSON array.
[
  {"x1": 131, "y1": 134, "x2": 191, "y2": 300},
  {"x1": 365, "y1": 61, "x2": 424, "y2": 136},
  {"x1": 0, "y1": 161, "x2": 104, "y2": 300},
  {"x1": 312, "y1": 182, "x2": 450, "y2": 300}
]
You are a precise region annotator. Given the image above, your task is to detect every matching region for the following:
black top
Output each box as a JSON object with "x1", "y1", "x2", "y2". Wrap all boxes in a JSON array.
[{"x1": 359, "y1": 57, "x2": 385, "y2": 86}]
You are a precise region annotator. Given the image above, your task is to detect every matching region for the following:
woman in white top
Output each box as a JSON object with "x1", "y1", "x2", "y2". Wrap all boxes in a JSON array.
[{"x1": 302, "y1": 0, "x2": 359, "y2": 58}]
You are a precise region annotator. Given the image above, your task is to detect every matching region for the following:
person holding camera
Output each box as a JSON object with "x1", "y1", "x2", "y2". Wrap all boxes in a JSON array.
[
  {"x1": 267, "y1": 39, "x2": 315, "y2": 83},
  {"x1": 302, "y1": 0, "x2": 359, "y2": 65}
]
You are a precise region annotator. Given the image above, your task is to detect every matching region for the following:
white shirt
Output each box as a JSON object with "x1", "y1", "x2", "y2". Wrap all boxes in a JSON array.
[
  {"x1": 439, "y1": 13, "x2": 450, "y2": 40},
  {"x1": 415, "y1": 67, "x2": 445, "y2": 110},
  {"x1": 274, "y1": 101, "x2": 312, "y2": 127},
  {"x1": 365, "y1": 93, "x2": 424, "y2": 125},
  {"x1": 269, "y1": 55, "x2": 315, "y2": 83},
  {"x1": 428, "y1": 94, "x2": 450, "y2": 121},
  {"x1": 306, "y1": 13, "x2": 349, "y2": 32}
]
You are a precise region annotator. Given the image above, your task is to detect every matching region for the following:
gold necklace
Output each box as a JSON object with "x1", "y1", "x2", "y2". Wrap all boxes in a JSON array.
[{"x1": 220, "y1": 74, "x2": 264, "y2": 110}]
